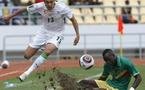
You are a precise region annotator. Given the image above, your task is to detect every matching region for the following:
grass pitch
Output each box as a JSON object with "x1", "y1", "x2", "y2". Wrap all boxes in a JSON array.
[{"x1": 0, "y1": 65, "x2": 144, "y2": 90}]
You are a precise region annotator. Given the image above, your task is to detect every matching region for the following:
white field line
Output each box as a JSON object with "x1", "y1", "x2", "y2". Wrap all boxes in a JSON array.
[
  {"x1": 0, "y1": 71, "x2": 19, "y2": 77},
  {"x1": 84, "y1": 73, "x2": 102, "y2": 80},
  {"x1": 77, "y1": 72, "x2": 102, "y2": 82}
]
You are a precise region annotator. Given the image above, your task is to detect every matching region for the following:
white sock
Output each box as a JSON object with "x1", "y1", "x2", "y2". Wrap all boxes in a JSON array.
[{"x1": 24, "y1": 53, "x2": 48, "y2": 76}]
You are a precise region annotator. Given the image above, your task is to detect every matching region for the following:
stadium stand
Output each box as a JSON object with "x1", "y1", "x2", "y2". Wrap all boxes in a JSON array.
[
  {"x1": 95, "y1": 16, "x2": 105, "y2": 24},
  {"x1": 129, "y1": 0, "x2": 138, "y2": 5},
  {"x1": 81, "y1": 8, "x2": 93, "y2": 15},
  {"x1": 140, "y1": 7, "x2": 145, "y2": 14},
  {"x1": 0, "y1": 0, "x2": 145, "y2": 24},
  {"x1": 104, "y1": 7, "x2": 115, "y2": 15},
  {"x1": 140, "y1": 0, "x2": 145, "y2": 5},
  {"x1": 132, "y1": 7, "x2": 139, "y2": 15},
  {"x1": 103, "y1": 0, "x2": 114, "y2": 6},
  {"x1": 84, "y1": 16, "x2": 95, "y2": 24},
  {"x1": 92, "y1": 7, "x2": 103, "y2": 15},
  {"x1": 140, "y1": 15, "x2": 145, "y2": 23},
  {"x1": 115, "y1": 0, "x2": 126, "y2": 6},
  {"x1": 106, "y1": 15, "x2": 117, "y2": 24},
  {"x1": 20, "y1": 0, "x2": 30, "y2": 4},
  {"x1": 71, "y1": 8, "x2": 81, "y2": 16}
]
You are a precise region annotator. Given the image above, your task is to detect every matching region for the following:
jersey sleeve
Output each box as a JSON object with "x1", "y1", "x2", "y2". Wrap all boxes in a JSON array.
[
  {"x1": 127, "y1": 60, "x2": 139, "y2": 76},
  {"x1": 102, "y1": 64, "x2": 110, "y2": 78},
  {"x1": 27, "y1": 3, "x2": 43, "y2": 14},
  {"x1": 62, "y1": 5, "x2": 73, "y2": 19}
]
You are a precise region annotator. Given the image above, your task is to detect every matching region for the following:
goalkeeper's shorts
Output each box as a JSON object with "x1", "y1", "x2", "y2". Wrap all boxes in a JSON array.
[{"x1": 95, "y1": 80, "x2": 118, "y2": 90}]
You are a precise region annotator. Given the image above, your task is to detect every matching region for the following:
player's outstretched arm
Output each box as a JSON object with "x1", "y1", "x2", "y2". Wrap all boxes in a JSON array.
[
  {"x1": 3, "y1": 7, "x2": 27, "y2": 22},
  {"x1": 69, "y1": 16, "x2": 80, "y2": 46},
  {"x1": 130, "y1": 74, "x2": 142, "y2": 90},
  {"x1": 98, "y1": 75, "x2": 107, "y2": 81}
]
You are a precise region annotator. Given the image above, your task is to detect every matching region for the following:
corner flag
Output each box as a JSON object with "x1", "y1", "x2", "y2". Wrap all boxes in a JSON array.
[{"x1": 118, "y1": 15, "x2": 124, "y2": 35}]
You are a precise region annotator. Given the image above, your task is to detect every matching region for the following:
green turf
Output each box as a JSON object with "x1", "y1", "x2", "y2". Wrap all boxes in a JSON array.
[
  {"x1": 129, "y1": 65, "x2": 145, "y2": 90},
  {"x1": 0, "y1": 65, "x2": 144, "y2": 90}
]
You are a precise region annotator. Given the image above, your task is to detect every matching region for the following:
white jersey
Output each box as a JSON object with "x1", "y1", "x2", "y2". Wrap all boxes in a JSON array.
[{"x1": 27, "y1": 2, "x2": 73, "y2": 33}]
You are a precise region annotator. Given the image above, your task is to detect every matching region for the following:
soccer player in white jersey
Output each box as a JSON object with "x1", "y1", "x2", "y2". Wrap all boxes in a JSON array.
[{"x1": 3, "y1": 0, "x2": 80, "y2": 81}]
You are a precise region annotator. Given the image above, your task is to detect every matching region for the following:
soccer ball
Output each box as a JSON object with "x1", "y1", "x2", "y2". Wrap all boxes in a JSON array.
[
  {"x1": 79, "y1": 54, "x2": 94, "y2": 69},
  {"x1": 1, "y1": 60, "x2": 10, "y2": 69}
]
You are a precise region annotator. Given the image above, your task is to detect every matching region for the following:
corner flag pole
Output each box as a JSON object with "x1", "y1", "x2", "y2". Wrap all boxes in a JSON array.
[
  {"x1": 119, "y1": 33, "x2": 123, "y2": 56},
  {"x1": 118, "y1": 15, "x2": 124, "y2": 56}
]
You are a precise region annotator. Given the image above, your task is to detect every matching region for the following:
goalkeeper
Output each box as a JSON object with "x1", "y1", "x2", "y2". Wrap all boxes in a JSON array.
[{"x1": 79, "y1": 49, "x2": 142, "y2": 90}]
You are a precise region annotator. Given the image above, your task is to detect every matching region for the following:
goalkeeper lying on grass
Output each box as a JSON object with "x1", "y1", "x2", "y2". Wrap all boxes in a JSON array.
[{"x1": 79, "y1": 49, "x2": 142, "y2": 90}]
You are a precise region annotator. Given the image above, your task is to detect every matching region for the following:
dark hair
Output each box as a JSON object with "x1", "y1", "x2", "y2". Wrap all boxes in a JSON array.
[
  {"x1": 125, "y1": 0, "x2": 130, "y2": 5},
  {"x1": 102, "y1": 49, "x2": 113, "y2": 57}
]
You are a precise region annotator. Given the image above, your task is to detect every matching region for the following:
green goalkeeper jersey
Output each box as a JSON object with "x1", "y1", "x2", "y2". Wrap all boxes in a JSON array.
[{"x1": 102, "y1": 56, "x2": 139, "y2": 90}]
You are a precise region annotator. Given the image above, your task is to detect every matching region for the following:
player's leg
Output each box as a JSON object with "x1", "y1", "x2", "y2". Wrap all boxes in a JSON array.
[
  {"x1": 25, "y1": 43, "x2": 57, "y2": 73},
  {"x1": 79, "y1": 80, "x2": 106, "y2": 90},
  {"x1": 19, "y1": 43, "x2": 57, "y2": 81},
  {"x1": 79, "y1": 80, "x2": 98, "y2": 88},
  {"x1": 19, "y1": 46, "x2": 39, "y2": 81},
  {"x1": 24, "y1": 46, "x2": 39, "y2": 60},
  {"x1": 20, "y1": 35, "x2": 62, "y2": 81},
  {"x1": 19, "y1": 33, "x2": 63, "y2": 81}
]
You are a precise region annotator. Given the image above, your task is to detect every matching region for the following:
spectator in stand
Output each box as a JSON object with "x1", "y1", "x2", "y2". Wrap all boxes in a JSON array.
[
  {"x1": 2, "y1": 0, "x2": 8, "y2": 6},
  {"x1": 27, "y1": 0, "x2": 34, "y2": 5},
  {"x1": 69, "y1": 0, "x2": 82, "y2": 5},
  {"x1": 11, "y1": 8, "x2": 24, "y2": 25},
  {"x1": 82, "y1": 0, "x2": 91, "y2": 5},
  {"x1": 121, "y1": 0, "x2": 138, "y2": 24},
  {"x1": 35, "y1": 0, "x2": 43, "y2": 3},
  {"x1": 0, "y1": 0, "x2": 9, "y2": 6},
  {"x1": 91, "y1": 0, "x2": 103, "y2": 5},
  {"x1": 0, "y1": 0, "x2": 10, "y2": 25},
  {"x1": 11, "y1": 0, "x2": 21, "y2": 6},
  {"x1": 69, "y1": 0, "x2": 103, "y2": 5}
]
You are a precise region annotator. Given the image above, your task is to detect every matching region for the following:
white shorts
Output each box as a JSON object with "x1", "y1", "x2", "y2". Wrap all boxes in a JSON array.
[{"x1": 29, "y1": 32, "x2": 64, "y2": 49}]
